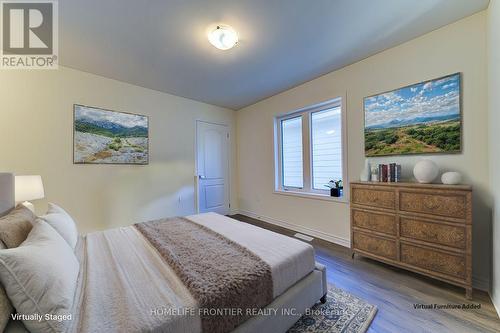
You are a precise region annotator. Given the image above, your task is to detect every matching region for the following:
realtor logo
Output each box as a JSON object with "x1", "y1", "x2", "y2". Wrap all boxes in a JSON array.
[{"x1": 1, "y1": 0, "x2": 58, "y2": 69}]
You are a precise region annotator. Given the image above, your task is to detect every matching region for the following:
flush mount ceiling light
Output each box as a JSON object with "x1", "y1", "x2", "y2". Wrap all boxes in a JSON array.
[{"x1": 208, "y1": 25, "x2": 238, "y2": 50}]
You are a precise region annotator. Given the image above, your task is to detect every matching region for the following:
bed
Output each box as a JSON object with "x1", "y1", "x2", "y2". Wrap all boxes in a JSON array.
[{"x1": 0, "y1": 173, "x2": 327, "y2": 333}]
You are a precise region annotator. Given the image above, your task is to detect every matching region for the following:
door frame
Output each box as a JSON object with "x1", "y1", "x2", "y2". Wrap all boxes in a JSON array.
[{"x1": 194, "y1": 120, "x2": 231, "y2": 214}]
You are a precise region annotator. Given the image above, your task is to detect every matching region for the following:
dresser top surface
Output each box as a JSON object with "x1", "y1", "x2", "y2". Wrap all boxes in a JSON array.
[{"x1": 351, "y1": 181, "x2": 472, "y2": 191}]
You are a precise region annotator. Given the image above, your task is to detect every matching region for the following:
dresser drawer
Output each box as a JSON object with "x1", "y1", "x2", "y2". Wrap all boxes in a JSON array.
[
  {"x1": 352, "y1": 187, "x2": 395, "y2": 210},
  {"x1": 399, "y1": 191, "x2": 466, "y2": 219},
  {"x1": 353, "y1": 232, "x2": 397, "y2": 260},
  {"x1": 400, "y1": 243, "x2": 465, "y2": 279},
  {"x1": 352, "y1": 210, "x2": 397, "y2": 236},
  {"x1": 400, "y1": 218, "x2": 466, "y2": 249}
]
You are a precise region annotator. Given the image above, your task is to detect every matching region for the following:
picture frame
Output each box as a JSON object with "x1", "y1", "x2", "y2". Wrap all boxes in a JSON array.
[
  {"x1": 364, "y1": 73, "x2": 462, "y2": 157},
  {"x1": 73, "y1": 104, "x2": 149, "y2": 165}
]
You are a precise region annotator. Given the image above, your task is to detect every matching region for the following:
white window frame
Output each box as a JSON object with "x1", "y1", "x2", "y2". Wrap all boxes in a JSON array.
[{"x1": 274, "y1": 97, "x2": 348, "y2": 202}]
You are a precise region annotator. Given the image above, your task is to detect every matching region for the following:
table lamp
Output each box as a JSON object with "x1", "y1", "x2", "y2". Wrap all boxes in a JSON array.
[{"x1": 15, "y1": 175, "x2": 45, "y2": 212}]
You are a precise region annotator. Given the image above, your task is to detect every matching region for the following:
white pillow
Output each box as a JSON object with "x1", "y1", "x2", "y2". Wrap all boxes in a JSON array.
[
  {"x1": 46, "y1": 202, "x2": 71, "y2": 217},
  {"x1": 0, "y1": 220, "x2": 79, "y2": 333},
  {"x1": 40, "y1": 203, "x2": 78, "y2": 249},
  {"x1": 0, "y1": 241, "x2": 13, "y2": 332}
]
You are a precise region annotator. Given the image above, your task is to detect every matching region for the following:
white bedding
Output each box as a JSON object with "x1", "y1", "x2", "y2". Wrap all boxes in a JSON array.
[
  {"x1": 69, "y1": 227, "x2": 201, "y2": 333},
  {"x1": 67, "y1": 213, "x2": 316, "y2": 333}
]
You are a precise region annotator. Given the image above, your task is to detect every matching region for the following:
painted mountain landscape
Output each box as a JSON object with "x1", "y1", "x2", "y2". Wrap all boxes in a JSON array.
[
  {"x1": 364, "y1": 73, "x2": 461, "y2": 157},
  {"x1": 74, "y1": 105, "x2": 148, "y2": 164}
]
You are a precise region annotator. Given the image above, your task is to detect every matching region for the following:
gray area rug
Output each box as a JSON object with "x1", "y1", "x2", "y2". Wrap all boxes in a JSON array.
[{"x1": 288, "y1": 286, "x2": 377, "y2": 333}]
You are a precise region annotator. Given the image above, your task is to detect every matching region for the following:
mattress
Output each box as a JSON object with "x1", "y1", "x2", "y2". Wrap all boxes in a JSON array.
[{"x1": 67, "y1": 213, "x2": 316, "y2": 333}]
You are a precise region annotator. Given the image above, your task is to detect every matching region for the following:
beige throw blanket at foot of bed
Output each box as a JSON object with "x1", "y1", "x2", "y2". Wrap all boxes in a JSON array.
[{"x1": 135, "y1": 217, "x2": 274, "y2": 333}]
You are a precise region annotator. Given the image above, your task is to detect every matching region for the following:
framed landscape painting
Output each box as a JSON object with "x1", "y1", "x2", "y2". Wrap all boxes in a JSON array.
[
  {"x1": 364, "y1": 73, "x2": 461, "y2": 157},
  {"x1": 73, "y1": 105, "x2": 149, "y2": 164}
]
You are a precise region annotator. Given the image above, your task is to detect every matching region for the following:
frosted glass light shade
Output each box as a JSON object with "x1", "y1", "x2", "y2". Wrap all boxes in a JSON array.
[
  {"x1": 208, "y1": 25, "x2": 238, "y2": 50},
  {"x1": 15, "y1": 175, "x2": 45, "y2": 202}
]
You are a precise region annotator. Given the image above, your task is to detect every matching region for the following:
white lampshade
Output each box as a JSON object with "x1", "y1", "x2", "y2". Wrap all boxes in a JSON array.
[{"x1": 15, "y1": 175, "x2": 45, "y2": 202}]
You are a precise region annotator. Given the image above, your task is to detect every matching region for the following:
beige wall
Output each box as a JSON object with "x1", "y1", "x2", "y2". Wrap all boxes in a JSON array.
[
  {"x1": 237, "y1": 12, "x2": 491, "y2": 289},
  {"x1": 488, "y1": 0, "x2": 500, "y2": 315},
  {"x1": 0, "y1": 66, "x2": 237, "y2": 233}
]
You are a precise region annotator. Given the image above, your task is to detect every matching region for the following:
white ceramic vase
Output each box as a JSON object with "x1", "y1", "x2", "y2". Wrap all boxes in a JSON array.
[
  {"x1": 441, "y1": 171, "x2": 462, "y2": 185},
  {"x1": 413, "y1": 160, "x2": 439, "y2": 184}
]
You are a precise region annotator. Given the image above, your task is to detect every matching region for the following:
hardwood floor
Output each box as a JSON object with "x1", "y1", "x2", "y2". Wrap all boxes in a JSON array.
[{"x1": 230, "y1": 214, "x2": 500, "y2": 333}]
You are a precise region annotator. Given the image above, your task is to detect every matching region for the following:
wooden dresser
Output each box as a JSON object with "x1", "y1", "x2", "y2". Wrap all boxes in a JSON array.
[{"x1": 350, "y1": 181, "x2": 472, "y2": 299}]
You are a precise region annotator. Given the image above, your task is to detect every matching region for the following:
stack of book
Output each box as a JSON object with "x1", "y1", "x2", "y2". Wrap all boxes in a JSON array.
[{"x1": 377, "y1": 163, "x2": 402, "y2": 182}]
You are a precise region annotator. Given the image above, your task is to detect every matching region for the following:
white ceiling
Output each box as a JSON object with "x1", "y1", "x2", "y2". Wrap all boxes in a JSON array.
[{"x1": 60, "y1": 0, "x2": 489, "y2": 110}]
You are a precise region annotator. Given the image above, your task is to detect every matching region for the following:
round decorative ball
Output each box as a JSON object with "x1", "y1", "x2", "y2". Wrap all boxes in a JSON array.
[
  {"x1": 413, "y1": 160, "x2": 439, "y2": 184},
  {"x1": 441, "y1": 171, "x2": 462, "y2": 185}
]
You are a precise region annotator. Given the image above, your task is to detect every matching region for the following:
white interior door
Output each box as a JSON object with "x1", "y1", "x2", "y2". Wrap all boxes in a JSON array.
[{"x1": 196, "y1": 121, "x2": 230, "y2": 215}]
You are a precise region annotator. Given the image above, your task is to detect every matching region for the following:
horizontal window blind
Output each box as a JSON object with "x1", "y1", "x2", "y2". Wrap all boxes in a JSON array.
[
  {"x1": 311, "y1": 107, "x2": 342, "y2": 190},
  {"x1": 281, "y1": 116, "x2": 303, "y2": 188}
]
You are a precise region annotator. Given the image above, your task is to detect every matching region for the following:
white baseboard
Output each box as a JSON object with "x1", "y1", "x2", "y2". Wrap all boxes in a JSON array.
[
  {"x1": 236, "y1": 209, "x2": 350, "y2": 248},
  {"x1": 491, "y1": 293, "x2": 500, "y2": 318},
  {"x1": 234, "y1": 209, "x2": 490, "y2": 293}
]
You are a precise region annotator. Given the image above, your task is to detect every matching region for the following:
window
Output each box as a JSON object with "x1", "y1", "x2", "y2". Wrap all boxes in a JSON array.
[{"x1": 275, "y1": 98, "x2": 346, "y2": 198}]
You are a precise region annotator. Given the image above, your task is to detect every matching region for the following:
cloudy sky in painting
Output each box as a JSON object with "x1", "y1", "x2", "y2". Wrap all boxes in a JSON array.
[
  {"x1": 364, "y1": 74, "x2": 460, "y2": 129},
  {"x1": 75, "y1": 105, "x2": 147, "y2": 128}
]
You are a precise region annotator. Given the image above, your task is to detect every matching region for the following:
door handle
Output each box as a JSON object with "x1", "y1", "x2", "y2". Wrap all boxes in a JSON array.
[{"x1": 199, "y1": 175, "x2": 206, "y2": 179}]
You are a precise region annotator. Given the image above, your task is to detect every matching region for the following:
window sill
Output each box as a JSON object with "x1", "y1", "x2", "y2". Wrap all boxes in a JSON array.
[{"x1": 273, "y1": 189, "x2": 349, "y2": 203}]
